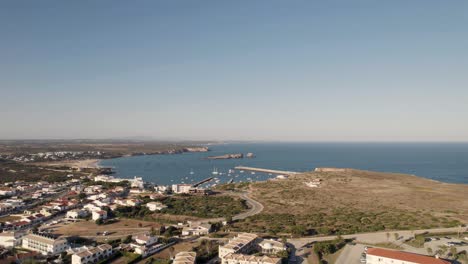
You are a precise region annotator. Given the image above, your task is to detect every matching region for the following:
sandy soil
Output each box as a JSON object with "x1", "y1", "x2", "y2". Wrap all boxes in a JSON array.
[
  {"x1": 32, "y1": 159, "x2": 100, "y2": 168},
  {"x1": 252, "y1": 169, "x2": 468, "y2": 221},
  {"x1": 50, "y1": 219, "x2": 161, "y2": 241}
]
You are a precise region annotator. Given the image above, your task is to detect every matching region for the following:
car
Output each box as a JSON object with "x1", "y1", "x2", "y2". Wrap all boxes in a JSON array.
[{"x1": 444, "y1": 236, "x2": 452, "y2": 239}]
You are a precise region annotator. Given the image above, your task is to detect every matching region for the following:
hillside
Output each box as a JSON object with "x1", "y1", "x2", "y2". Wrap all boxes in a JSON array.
[{"x1": 231, "y1": 169, "x2": 468, "y2": 236}]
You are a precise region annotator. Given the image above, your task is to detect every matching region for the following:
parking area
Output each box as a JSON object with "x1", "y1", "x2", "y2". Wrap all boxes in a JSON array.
[{"x1": 415, "y1": 236, "x2": 468, "y2": 255}]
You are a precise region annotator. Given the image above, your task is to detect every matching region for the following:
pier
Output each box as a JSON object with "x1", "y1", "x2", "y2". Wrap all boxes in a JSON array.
[
  {"x1": 192, "y1": 177, "x2": 214, "y2": 187},
  {"x1": 234, "y1": 166, "x2": 299, "y2": 175}
]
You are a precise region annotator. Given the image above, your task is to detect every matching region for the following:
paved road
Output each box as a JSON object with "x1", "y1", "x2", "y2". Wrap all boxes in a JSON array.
[
  {"x1": 289, "y1": 227, "x2": 467, "y2": 248},
  {"x1": 335, "y1": 244, "x2": 366, "y2": 264},
  {"x1": 201, "y1": 192, "x2": 264, "y2": 223},
  {"x1": 233, "y1": 192, "x2": 264, "y2": 220}
]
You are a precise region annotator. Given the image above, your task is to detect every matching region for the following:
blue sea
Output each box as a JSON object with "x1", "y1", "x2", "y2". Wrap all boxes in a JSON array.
[{"x1": 99, "y1": 142, "x2": 468, "y2": 186}]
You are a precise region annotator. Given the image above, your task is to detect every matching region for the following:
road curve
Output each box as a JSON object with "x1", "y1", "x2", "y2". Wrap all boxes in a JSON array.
[
  {"x1": 201, "y1": 192, "x2": 264, "y2": 223},
  {"x1": 233, "y1": 192, "x2": 264, "y2": 220}
]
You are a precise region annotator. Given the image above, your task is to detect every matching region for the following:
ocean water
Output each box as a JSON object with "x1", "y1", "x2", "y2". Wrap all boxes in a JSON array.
[{"x1": 99, "y1": 142, "x2": 468, "y2": 186}]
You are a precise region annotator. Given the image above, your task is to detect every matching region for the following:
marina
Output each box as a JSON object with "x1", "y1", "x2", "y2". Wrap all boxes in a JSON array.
[{"x1": 99, "y1": 142, "x2": 468, "y2": 186}]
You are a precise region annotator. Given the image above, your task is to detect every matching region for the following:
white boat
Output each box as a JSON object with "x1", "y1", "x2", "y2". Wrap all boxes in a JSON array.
[
  {"x1": 251, "y1": 172, "x2": 256, "y2": 175},
  {"x1": 228, "y1": 169, "x2": 235, "y2": 174},
  {"x1": 212, "y1": 168, "x2": 219, "y2": 175},
  {"x1": 190, "y1": 169, "x2": 194, "y2": 175},
  {"x1": 240, "y1": 170, "x2": 244, "y2": 173}
]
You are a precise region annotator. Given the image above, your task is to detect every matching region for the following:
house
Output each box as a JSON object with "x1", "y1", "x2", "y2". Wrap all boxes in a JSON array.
[
  {"x1": 126, "y1": 199, "x2": 141, "y2": 207},
  {"x1": 0, "y1": 203, "x2": 13, "y2": 214},
  {"x1": 130, "y1": 176, "x2": 145, "y2": 189},
  {"x1": 71, "y1": 244, "x2": 113, "y2": 264},
  {"x1": 173, "y1": 251, "x2": 197, "y2": 264},
  {"x1": 219, "y1": 233, "x2": 259, "y2": 259},
  {"x1": 366, "y1": 248, "x2": 451, "y2": 264},
  {"x1": 0, "y1": 231, "x2": 25, "y2": 248},
  {"x1": 92, "y1": 210, "x2": 108, "y2": 221},
  {"x1": 182, "y1": 223, "x2": 213, "y2": 236},
  {"x1": 67, "y1": 209, "x2": 89, "y2": 219},
  {"x1": 171, "y1": 184, "x2": 193, "y2": 194},
  {"x1": 134, "y1": 243, "x2": 166, "y2": 257},
  {"x1": 133, "y1": 233, "x2": 158, "y2": 246},
  {"x1": 258, "y1": 239, "x2": 286, "y2": 255},
  {"x1": 22, "y1": 233, "x2": 69, "y2": 255},
  {"x1": 146, "y1": 202, "x2": 167, "y2": 211},
  {"x1": 83, "y1": 203, "x2": 101, "y2": 212},
  {"x1": 222, "y1": 253, "x2": 281, "y2": 264},
  {"x1": 0, "y1": 187, "x2": 16, "y2": 196}
]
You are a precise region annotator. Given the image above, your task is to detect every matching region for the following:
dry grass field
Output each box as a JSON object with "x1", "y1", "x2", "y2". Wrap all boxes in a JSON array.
[
  {"x1": 50, "y1": 219, "x2": 161, "y2": 241},
  {"x1": 231, "y1": 169, "x2": 468, "y2": 236}
]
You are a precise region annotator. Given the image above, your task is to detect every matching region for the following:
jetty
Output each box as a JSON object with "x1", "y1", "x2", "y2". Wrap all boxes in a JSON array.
[
  {"x1": 192, "y1": 177, "x2": 214, "y2": 187},
  {"x1": 234, "y1": 166, "x2": 299, "y2": 175}
]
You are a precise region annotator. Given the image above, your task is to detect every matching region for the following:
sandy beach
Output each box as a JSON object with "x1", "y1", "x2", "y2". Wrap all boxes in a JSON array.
[{"x1": 32, "y1": 159, "x2": 101, "y2": 169}]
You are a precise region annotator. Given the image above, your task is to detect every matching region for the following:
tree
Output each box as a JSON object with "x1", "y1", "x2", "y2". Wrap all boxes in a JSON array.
[
  {"x1": 427, "y1": 247, "x2": 433, "y2": 255},
  {"x1": 394, "y1": 233, "x2": 399, "y2": 241},
  {"x1": 450, "y1": 246, "x2": 458, "y2": 258},
  {"x1": 150, "y1": 226, "x2": 157, "y2": 236},
  {"x1": 168, "y1": 246, "x2": 175, "y2": 259},
  {"x1": 138, "y1": 222, "x2": 143, "y2": 228},
  {"x1": 225, "y1": 215, "x2": 233, "y2": 224},
  {"x1": 95, "y1": 218, "x2": 103, "y2": 225},
  {"x1": 123, "y1": 235, "x2": 132, "y2": 244},
  {"x1": 386, "y1": 232, "x2": 390, "y2": 241},
  {"x1": 281, "y1": 237, "x2": 287, "y2": 244},
  {"x1": 78, "y1": 193, "x2": 87, "y2": 200}
]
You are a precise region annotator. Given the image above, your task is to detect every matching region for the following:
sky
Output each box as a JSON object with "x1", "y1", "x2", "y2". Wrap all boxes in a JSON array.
[{"x1": 1, "y1": 1, "x2": 467, "y2": 141}]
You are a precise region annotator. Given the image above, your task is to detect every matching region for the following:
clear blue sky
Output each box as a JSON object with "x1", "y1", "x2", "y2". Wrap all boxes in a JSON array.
[{"x1": 1, "y1": 1, "x2": 467, "y2": 141}]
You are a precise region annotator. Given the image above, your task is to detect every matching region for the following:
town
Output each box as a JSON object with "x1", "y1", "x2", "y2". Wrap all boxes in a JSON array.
[{"x1": 0, "y1": 167, "x2": 467, "y2": 264}]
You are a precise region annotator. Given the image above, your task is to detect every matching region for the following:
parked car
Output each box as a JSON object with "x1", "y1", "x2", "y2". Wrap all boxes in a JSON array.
[{"x1": 360, "y1": 253, "x2": 367, "y2": 263}]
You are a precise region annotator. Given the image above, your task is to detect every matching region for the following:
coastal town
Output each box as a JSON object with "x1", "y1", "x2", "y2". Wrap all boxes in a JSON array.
[{"x1": 0, "y1": 158, "x2": 467, "y2": 264}]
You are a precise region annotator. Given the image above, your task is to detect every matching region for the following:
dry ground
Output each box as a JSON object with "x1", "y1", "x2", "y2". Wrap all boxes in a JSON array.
[
  {"x1": 232, "y1": 169, "x2": 468, "y2": 235},
  {"x1": 50, "y1": 219, "x2": 161, "y2": 241}
]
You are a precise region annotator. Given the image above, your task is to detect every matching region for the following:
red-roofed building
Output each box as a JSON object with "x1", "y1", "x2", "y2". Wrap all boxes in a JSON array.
[{"x1": 366, "y1": 248, "x2": 450, "y2": 264}]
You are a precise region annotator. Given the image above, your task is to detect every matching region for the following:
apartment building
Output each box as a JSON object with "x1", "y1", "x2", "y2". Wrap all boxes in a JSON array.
[{"x1": 22, "y1": 233, "x2": 69, "y2": 255}]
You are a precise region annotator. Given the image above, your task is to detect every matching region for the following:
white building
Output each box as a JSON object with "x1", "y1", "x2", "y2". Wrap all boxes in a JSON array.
[
  {"x1": 22, "y1": 233, "x2": 69, "y2": 255},
  {"x1": 131, "y1": 176, "x2": 145, "y2": 189},
  {"x1": 219, "y1": 233, "x2": 259, "y2": 259},
  {"x1": 171, "y1": 184, "x2": 193, "y2": 194},
  {"x1": 66, "y1": 209, "x2": 89, "y2": 219},
  {"x1": 182, "y1": 223, "x2": 212, "y2": 236},
  {"x1": 133, "y1": 233, "x2": 158, "y2": 246},
  {"x1": 173, "y1": 251, "x2": 196, "y2": 264},
  {"x1": 222, "y1": 253, "x2": 281, "y2": 264},
  {"x1": 92, "y1": 210, "x2": 108, "y2": 221},
  {"x1": 146, "y1": 202, "x2": 167, "y2": 211},
  {"x1": 71, "y1": 244, "x2": 113, "y2": 264},
  {"x1": 0, "y1": 231, "x2": 25, "y2": 248},
  {"x1": 94, "y1": 175, "x2": 124, "y2": 183},
  {"x1": 134, "y1": 243, "x2": 166, "y2": 258},
  {"x1": 366, "y1": 248, "x2": 450, "y2": 264},
  {"x1": 258, "y1": 239, "x2": 286, "y2": 255}
]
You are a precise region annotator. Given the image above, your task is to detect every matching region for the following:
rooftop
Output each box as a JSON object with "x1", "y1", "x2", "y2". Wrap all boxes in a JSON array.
[
  {"x1": 367, "y1": 248, "x2": 451, "y2": 264},
  {"x1": 221, "y1": 233, "x2": 258, "y2": 251},
  {"x1": 223, "y1": 253, "x2": 281, "y2": 263},
  {"x1": 173, "y1": 251, "x2": 196, "y2": 264}
]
